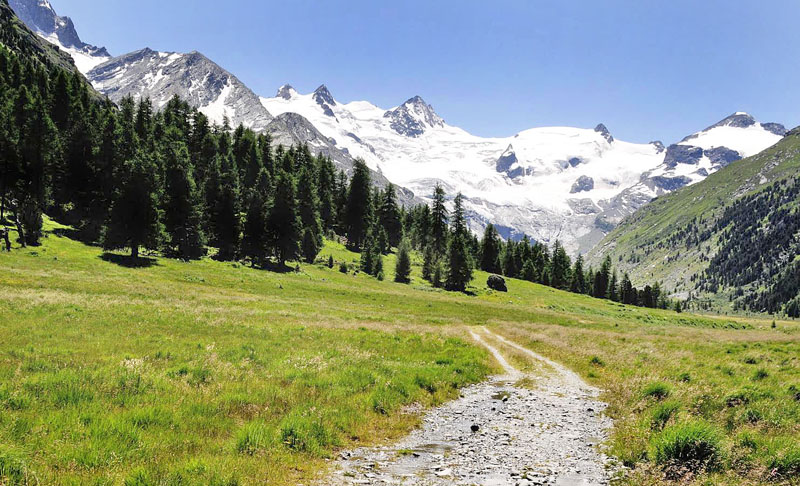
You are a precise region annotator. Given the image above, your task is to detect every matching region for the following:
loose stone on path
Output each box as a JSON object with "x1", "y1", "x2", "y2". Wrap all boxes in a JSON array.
[{"x1": 321, "y1": 327, "x2": 617, "y2": 485}]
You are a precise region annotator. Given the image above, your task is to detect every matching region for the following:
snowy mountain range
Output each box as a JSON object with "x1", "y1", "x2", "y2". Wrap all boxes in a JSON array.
[{"x1": 9, "y1": 0, "x2": 788, "y2": 254}]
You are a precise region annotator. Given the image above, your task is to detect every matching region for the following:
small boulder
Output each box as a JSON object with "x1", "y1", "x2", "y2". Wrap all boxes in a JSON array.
[
  {"x1": 487, "y1": 274, "x2": 507, "y2": 292},
  {"x1": 470, "y1": 424, "x2": 480, "y2": 433}
]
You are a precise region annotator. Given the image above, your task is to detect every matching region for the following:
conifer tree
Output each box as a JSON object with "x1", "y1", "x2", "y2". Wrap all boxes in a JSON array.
[
  {"x1": 570, "y1": 255, "x2": 587, "y2": 294},
  {"x1": 162, "y1": 140, "x2": 205, "y2": 260},
  {"x1": 550, "y1": 241, "x2": 572, "y2": 289},
  {"x1": 267, "y1": 170, "x2": 301, "y2": 266},
  {"x1": 103, "y1": 153, "x2": 163, "y2": 259},
  {"x1": 345, "y1": 159, "x2": 372, "y2": 250},
  {"x1": 394, "y1": 240, "x2": 412, "y2": 284},
  {"x1": 214, "y1": 155, "x2": 241, "y2": 261},
  {"x1": 479, "y1": 224, "x2": 502, "y2": 273},
  {"x1": 593, "y1": 256, "x2": 613, "y2": 298},
  {"x1": 521, "y1": 259, "x2": 537, "y2": 282},
  {"x1": 242, "y1": 169, "x2": 271, "y2": 266},
  {"x1": 445, "y1": 193, "x2": 473, "y2": 292},
  {"x1": 297, "y1": 165, "x2": 322, "y2": 261},
  {"x1": 430, "y1": 184, "x2": 449, "y2": 257},
  {"x1": 609, "y1": 270, "x2": 619, "y2": 301},
  {"x1": 377, "y1": 183, "x2": 403, "y2": 248},
  {"x1": 422, "y1": 244, "x2": 435, "y2": 282}
]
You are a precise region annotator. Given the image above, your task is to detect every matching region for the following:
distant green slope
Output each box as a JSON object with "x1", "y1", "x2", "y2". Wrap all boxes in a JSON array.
[{"x1": 589, "y1": 128, "x2": 800, "y2": 312}]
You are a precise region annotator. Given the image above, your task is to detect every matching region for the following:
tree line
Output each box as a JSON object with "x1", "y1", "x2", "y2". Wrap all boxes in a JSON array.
[{"x1": 0, "y1": 40, "x2": 675, "y2": 308}]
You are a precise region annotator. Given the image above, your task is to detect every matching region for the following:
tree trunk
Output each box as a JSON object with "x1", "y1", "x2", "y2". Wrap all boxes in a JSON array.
[
  {"x1": 13, "y1": 214, "x2": 25, "y2": 248},
  {"x1": 131, "y1": 243, "x2": 139, "y2": 259}
]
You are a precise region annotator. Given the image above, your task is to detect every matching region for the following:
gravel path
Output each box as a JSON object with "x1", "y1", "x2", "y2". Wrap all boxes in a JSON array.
[{"x1": 322, "y1": 327, "x2": 616, "y2": 485}]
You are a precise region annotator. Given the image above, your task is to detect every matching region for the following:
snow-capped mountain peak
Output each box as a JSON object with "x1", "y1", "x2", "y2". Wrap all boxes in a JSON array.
[
  {"x1": 383, "y1": 95, "x2": 445, "y2": 137},
  {"x1": 276, "y1": 84, "x2": 297, "y2": 100},
  {"x1": 9, "y1": 0, "x2": 110, "y2": 73},
  {"x1": 87, "y1": 48, "x2": 273, "y2": 132},
  {"x1": 313, "y1": 84, "x2": 336, "y2": 106}
]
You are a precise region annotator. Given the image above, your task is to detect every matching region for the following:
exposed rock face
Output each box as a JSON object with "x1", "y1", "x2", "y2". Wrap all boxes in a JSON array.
[
  {"x1": 570, "y1": 175, "x2": 595, "y2": 194},
  {"x1": 88, "y1": 48, "x2": 273, "y2": 132},
  {"x1": 487, "y1": 275, "x2": 507, "y2": 292},
  {"x1": 276, "y1": 84, "x2": 295, "y2": 100},
  {"x1": 384, "y1": 96, "x2": 444, "y2": 137},
  {"x1": 650, "y1": 175, "x2": 693, "y2": 191},
  {"x1": 568, "y1": 157, "x2": 585, "y2": 167},
  {"x1": 495, "y1": 145, "x2": 518, "y2": 174},
  {"x1": 594, "y1": 123, "x2": 614, "y2": 143},
  {"x1": 650, "y1": 140, "x2": 666, "y2": 153},
  {"x1": 568, "y1": 198, "x2": 600, "y2": 215},
  {"x1": 663, "y1": 144, "x2": 703, "y2": 167},
  {"x1": 9, "y1": 0, "x2": 108, "y2": 56},
  {"x1": 313, "y1": 84, "x2": 336, "y2": 117},
  {"x1": 704, "y1": 146, "x2": 741, "y2": 167},
  {"x1": 762, "y1": 122, "x2": 787, "y2": 136}
]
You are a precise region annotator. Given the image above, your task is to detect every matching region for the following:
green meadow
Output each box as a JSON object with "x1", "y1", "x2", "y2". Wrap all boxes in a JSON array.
[{"x1": 0, "y1": 221, "x2": 798, "y2": 485}]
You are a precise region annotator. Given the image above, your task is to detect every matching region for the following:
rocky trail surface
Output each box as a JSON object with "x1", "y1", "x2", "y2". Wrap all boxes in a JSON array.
[{"x1": 322, "y1": 327, "x2": 617, "y2": 485}]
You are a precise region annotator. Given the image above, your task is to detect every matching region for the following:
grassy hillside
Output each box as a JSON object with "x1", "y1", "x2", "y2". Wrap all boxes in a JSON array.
[
  {"x1": 588, "y1": 129, "x2": 800, "y2": 309},
  {"x1": 0, "y1": 222, "x2": 799, "y2": 485}
]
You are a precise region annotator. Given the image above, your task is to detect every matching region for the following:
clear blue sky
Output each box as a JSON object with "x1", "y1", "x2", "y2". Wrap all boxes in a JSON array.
[{"x1": 56, "y1": 0, "x2": 800, "y2": 143}]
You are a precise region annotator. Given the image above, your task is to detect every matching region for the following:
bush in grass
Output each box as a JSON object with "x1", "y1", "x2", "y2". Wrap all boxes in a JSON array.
[
  {"x1": 327, "y1": 255, "x2": 334, "y2": 269},
  {"x1": 650, "y1": 420, "x2": 723, "y2": 472},
  {"x1": 643, "y1": 382, "x2": 671, "y2": 400},
  {"x1": 589, "y1": 355, "x2": 605, "y2": 367},
  {"x1": 650, "y1": 401, "x2": 680, "y2": 430},
  {"x1": 338, "y1": 261, "x2": 348, "y2": 273}
]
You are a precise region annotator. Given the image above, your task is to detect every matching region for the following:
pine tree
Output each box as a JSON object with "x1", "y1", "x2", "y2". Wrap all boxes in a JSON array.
[
  {"x1": 593, "y1": 256, "x2": 613, "y2": 299},
  {"x1": 267, "y1": 170, "x2": 301, "y2": 266},
  {"x1": 430, "y1": 184, "x2": 449, "y2": 257},
  {"x1": 241, "y1": 169, "x2": 271, "y2": 266},
  {"x1": 422, "y1": 244, "x2": 435, "y2": 281},
  {"x1": 377, "y1": 183, "x2": 403, "y2": 248},
  {"x1": 481, "y1": 223, "x2": 502, "y2": 273},
  {"x1": 550, "y1": 241, "x2": 572, "y2": 290},
  {"x1": 394, "y1": 240, "x2": 412, "y2": 284},
  {"x1": 521, "y1": 259, "x2": 537, "y2": 282},
  {"x1": 501, "y1": 240, "x2": 518, "y2": 277},
  {"x1": 214, "y1": 155, "x2": 241, "y2": 261},
  {"x1": 609, "y1": 270, "x2": 619, "y2": 301},
  {"x1": 445, "y1": 194, "x2": 473, "y2": 292},
  {"x1": 103, "y1": 153, "x2": 163, "y2": 259},
  {"x1": 570, "y1": 255, "x2": 587, "y2": 294},
  {"x1": 345, "y1": 159, "x2": 372, "y2": 250},
  {"x1": 162, "y1": 140, "x2": 205, "y2": 259},
  {"x1": 297, "y1": 165, "x2": 322, "y2": 261}
]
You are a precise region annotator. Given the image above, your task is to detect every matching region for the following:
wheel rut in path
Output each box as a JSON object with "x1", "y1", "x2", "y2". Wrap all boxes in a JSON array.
[{"x1": 321, "y1": 327, "x2": 615, "y2": 485}]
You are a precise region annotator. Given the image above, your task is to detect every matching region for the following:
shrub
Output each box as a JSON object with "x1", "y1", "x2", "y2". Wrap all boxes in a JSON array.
[
  {"x1": 338, "y1": 261, "x2": 348, "y2": 273},
  {"x1": 327, "y1": 255, "x2": 334, "y2": 269},
  {"x1": 643, "y1": 382, "x2": 671, "y2": 400},
  {"x1": 589, "y1": 355, "x2": 605, "y2": 367},
  {"x1": 650, "y1": 401, "x2": 680, "y2": 430},
  {"x1": 650, "y1": 421, "x2": 723, "y2": 472}
]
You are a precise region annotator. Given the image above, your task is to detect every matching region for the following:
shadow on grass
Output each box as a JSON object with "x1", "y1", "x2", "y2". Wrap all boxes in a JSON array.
[
  {"x1": 100, "y1": 252, "x2": 159, "y2": 268},
  {"x1": 262, "y1": 260, "x2": 298, "y2": 274}
]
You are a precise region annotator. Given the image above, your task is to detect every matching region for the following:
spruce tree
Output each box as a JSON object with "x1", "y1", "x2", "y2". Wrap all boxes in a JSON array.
[
  {"x1": 445, "y1": 194, "x2": 473, "y2": 292},
  {"x1": 267, "y1": 170, "x2": 301, "y2": 266},
  {"x1": 422, "y1": 244, "x2": 435, "y2": 282},
  {"x1": 214, "y1": 155, "x2": 241, "y2": 261},
  {"x1": 394, "y1": 240, "x2": 412, "y2": 284},
  {"x1": 345, "y1": 159, "x2": 372, "y2": 250},
  {"x1": 430, "y1": 184, "x2": 448, "y2": 257},
  {"x1": 162, "y1": 140, "x2": 206, "y2": 260},
  {"x1": 297, "y1": 165, "x2": 322, "y2": 261},
  {"x1": 593, "y1": 256, "x2": 613, "y2": 298},
  {"x1": 377, "y1": 183, "x2": 403, "y2": 248},
  {"x1": 241, "y1": 169, "x2": 270, "y2": 266},
  {"x1": 103, "y1": 153, "x2": 163, "y2": 259},
  {"x1": 521, "y1": 259, "x2": 537, "y2": 282},
  {"x1": 550, "y1": 241, "x2": 572, "y2": 289},
  {"x1": 570, "y1": 255, "x2": 587, "y2": 294}
]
